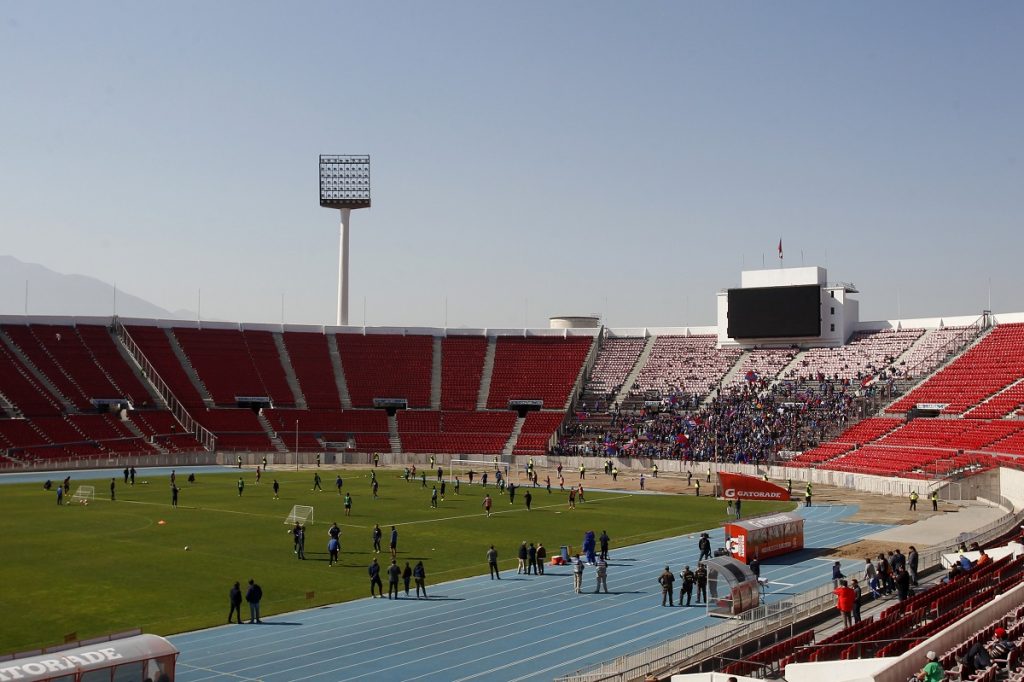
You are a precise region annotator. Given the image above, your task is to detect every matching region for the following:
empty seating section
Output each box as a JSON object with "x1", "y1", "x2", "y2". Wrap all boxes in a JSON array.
[
  {"x1": 265, "y1": 408, "x2": 390, "y2": 452},
  {"x1": 128, "y1": 410, "x2": 202, "y2": 451},
  {"x1": 986, "y1": 430, "x2": 1024, "y2": 457},
  {"x1": 282, "y1": 332, "x2": 341, "y2": 409},
  {"x1": 337, "y1": 334, "x2": 433, "y2": 408},
  {"x1": 725, "y1": 349, "x2": 798, "y2": 387},
  {"x1": 398, "y1": 410, "x2": 516, "y2": 455},
  {"x1": 0, "y1": 419, "x2": 48, "y2": 449},
  {"x1": 967, "y1": 379, "x2": 1024, "y2": 419},
  {"x1": 631, "y1": 336, "x2": 741, "y2": 397},
  {"x1": 2, "y1": 324, "x2": 93, "y2": 408},
  {"x1": 125, "y1": 326, "x2": 206, "y2": 408},
  {"x1": 0, "y1": 342, "x2": 62, "y2": 416},
  {"x1": 784, "y1": 328, "x2": 923, "y2": 382},
  {"x1": 825, "y1": 444, "x2": 971, "y2": 478},
  {"x1": 486, "y1": 337, "x2": 593, "y2": 409},
  {"x1": 440, "y1": 337, "x2": 487, "y2": 410},
  {"x1": 788, "y1": 441, "x2": 853, "y2": 465},
  {"x1": 514, "y1": 412, "x2": 566, "y2": 455},
  {"x1": 241, "y1": 331, "x2": 295, "y2": 407},
  {"x1": 890, "y1": 323, "x2": 1024, "y2": 414},
  {"x1": 587, "y1": 338, "x2": 645, "y2": 395},
  {"x1": 880, "y1": 419, "x2": 1024, "y2": 451},
  {"x1": 75, "y1": 325, "x2": 153, "y2": 407},
  {"x1": 173, "y1": 328, "x2": 286, "y2": 406},
  {"x1": 190, "y1": 409, "x2": 272, "y2": 451},
  {"x1": 28, "y1": 324, "x2": 123, "y2": 402}
]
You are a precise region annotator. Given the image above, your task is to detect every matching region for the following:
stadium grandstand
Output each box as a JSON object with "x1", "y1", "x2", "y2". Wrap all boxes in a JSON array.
[{"x1": 5, "y1": 264, "x2": 1024, "y2": 682}]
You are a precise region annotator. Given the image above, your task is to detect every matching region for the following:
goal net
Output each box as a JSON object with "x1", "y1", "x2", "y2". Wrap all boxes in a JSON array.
[
  {"x1": 448, "y1": 459, "x2": 509, "y2": 485},
  {"x1": 72, "y1": 485, "x2": 95, "y2": 503},
  {"x1": 285, "y1": 505, "x2": 314, "y2": 526}
]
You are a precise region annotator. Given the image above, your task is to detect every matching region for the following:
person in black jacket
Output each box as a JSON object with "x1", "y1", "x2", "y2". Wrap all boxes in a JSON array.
[
  {"x1": 245, "y1": 579, "x2": 263, "y2": 623},
  {"x1": 368, "y1": 558, "x2": 383, "y2": 598},
  {"x1": 228, "y1": 581, "x2": 243, "y2": 624}
]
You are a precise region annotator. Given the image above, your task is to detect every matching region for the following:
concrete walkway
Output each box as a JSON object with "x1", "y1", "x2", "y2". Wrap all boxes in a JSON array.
[{"x1": 865, "y1": 501, "x2": 1007, "y2": 545}]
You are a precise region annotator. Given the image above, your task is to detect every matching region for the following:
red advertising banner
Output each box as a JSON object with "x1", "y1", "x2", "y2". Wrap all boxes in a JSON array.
[{"x1": 717, "y1": 472, "x2": 791, "y2": 501}]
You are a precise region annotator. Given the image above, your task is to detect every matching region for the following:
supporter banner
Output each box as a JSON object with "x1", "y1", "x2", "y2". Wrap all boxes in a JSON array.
[{"x1": 717, "y1": 472, "x2": 791, "y2": 501}]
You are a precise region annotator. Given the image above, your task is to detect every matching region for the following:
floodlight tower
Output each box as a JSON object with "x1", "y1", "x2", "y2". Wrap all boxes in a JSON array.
[{"x1": 319, "y1": 155, "x2": 371, "y2": 326}]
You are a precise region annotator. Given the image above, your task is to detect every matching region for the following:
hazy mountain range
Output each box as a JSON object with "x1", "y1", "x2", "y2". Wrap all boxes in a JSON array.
[{"x1": 0, "y1": 255, "x2": 195, "y2": 320}]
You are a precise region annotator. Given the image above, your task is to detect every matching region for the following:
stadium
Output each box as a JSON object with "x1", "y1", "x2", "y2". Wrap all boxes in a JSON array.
[
  {"x1": 3, "y1": 256, "x2": 1024, "y2": 681},
  {"x1": 4, "y1": 4, "x2": 1024, "y2": 682}
]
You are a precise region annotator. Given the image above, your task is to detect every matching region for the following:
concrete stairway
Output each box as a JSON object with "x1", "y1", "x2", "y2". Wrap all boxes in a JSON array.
[
  {"x1": 476, "y1": 337, "x2": 497, "y2": 410},
  {"x1": 107, "y1": 327, "x2": 165, "y2": 408},
  {"x1": 121, "y1": 415, "x2": 168, "y2": 454},
  {"x1": 614, "y1": 335, "x2": 657, "y2": 406},
  {"x1": 774, "y1": 349, "x2": 809, "y2": 386},
  {"x1": 503, "y1": 415, "x2": 526, "y2": 456},
  {"x1": 387, "y1": 414, "x2": 402, "y2": 454},
  {"x1": 326, "y1": 334, "x2": 353, "y2": 409},
  {"x1": 704, "y1": 351, "x2": 748, "y2": 405},
  {"x1": 430, "y1": 337, "x2": 443, "y2": 410},
  {"x1": 273, "y1": 332, "x2": 308, "y2": 409},
  {"x1": 257, "y1": 411, "x2": 290, "y2": 454},
  {"x1": 165, "y1": 329, "x2": 215, "y2": 408}
]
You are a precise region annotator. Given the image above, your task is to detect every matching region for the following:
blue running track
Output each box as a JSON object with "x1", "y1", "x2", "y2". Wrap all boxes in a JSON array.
[{"x1": 171, "y1": 505, "x2": 888, "y2": 681}]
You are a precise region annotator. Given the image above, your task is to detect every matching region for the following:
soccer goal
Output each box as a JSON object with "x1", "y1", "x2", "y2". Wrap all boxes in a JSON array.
[
  {"x1": 285, "y1": 505, "x2": 314, "y2": 526},
  {"x1": 71, "y1": 485, "x2": 95, "y2": 504},
  {"x1": 449, "y1": 459, "x2": 507, "y2": 485}
]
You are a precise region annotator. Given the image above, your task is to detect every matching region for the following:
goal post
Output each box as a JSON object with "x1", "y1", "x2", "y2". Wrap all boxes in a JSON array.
[
  {"x1": 285, "y1": 505, "x2": 314, "y2": 526},
  {"x1": 71, "y1": 485, "x2": 95, "y2": 503},
  {"x1": 448, "y1": 459, "x2": 510, "y2": 485}
]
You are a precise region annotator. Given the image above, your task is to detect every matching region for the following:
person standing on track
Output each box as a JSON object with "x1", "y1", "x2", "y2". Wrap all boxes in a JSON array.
[
  {"x1": 573, "y1": 554, "x2": 585, "y2": 594},
  {"x1": 414, "y1": 561, "x2": 427, "y2": 599},
  {"x1": 487, "y1": 545, "x2": 500, "y2": 579},
  {"x1": 599, "y1": 530, "x2": 610, "y2": 560},
  {"x1": 228, "y1": 581, "x2": 243, "y2": 624},
  {"x1": 245, "y1": 579, "x2": 263, "y2": 623},
  {"x1": 536, "y1": 542, "x2": 546, "y2": 574},
  {"x1": 680, "y1": 566, "x2": 695, "y2": 606},
  {"x1": 659, "y1": 566, "x2": 675, "y2": 606},
  {"x1": 402, "y1": 562, "x2": 412, "y2": 596},
  {"x1": 595, "y1": 557, "x2": 608, "y2": 594},
  {"x1": 368, "y1": 558, "x2": 383, "y2": 598},
  {"x1": 387, "y1": 559, "x2": 401, "y2": 599}
]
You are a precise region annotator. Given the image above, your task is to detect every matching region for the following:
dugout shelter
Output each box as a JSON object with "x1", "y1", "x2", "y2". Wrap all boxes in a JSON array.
[
  {"x1": 703, "y1": 556, "x2": 760, "y2": 618},
  {"x1": 723, "y1": 512, "x2": 805, "y2": 564}
]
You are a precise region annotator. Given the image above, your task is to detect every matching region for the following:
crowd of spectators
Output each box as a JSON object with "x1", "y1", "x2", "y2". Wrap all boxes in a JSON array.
[{"x1": 555, "y1": 375, "x2": 860, "y2": 463}]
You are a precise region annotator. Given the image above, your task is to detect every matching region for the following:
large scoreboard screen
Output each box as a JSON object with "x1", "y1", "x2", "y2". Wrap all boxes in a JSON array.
[{"x1": 727, "y1": 285, "x2": 821, "y2": 338}]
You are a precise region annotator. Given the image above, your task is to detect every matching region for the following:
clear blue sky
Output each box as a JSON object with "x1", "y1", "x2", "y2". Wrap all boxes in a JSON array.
[{"x1": 1, "y1": 1, "x2": 1021, "y2": 328}]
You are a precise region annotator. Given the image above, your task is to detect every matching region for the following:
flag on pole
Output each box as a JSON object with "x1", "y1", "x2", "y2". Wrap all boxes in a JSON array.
[{"x1": 778, "y1": 238, "x2": 783, "y2": 260}]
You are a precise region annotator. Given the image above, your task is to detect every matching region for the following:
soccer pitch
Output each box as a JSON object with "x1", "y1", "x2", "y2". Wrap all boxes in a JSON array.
[{"x1": 0, "y1": 467, "x2": 791, "y2": 653}]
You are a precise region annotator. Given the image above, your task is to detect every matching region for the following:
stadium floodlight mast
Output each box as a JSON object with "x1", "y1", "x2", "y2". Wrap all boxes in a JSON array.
[{"x1": 319, "y1": 155, "x2": 371, "y2": 326}]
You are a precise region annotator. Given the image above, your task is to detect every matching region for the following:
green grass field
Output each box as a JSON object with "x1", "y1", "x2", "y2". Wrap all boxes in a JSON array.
[{"x1": 0, "y1": 468, "x2": 791, "y2": 653}]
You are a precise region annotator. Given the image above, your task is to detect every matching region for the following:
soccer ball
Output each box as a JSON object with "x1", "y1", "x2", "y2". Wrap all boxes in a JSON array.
[{"x1": 184, "y1": 545, "x2": 190, "y2": 551}]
